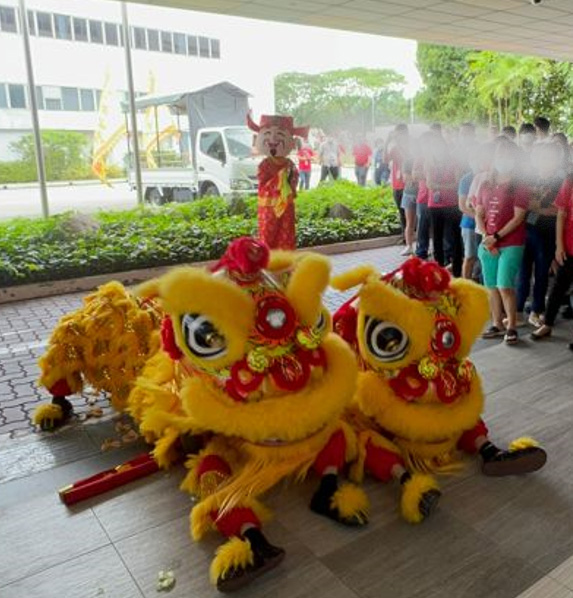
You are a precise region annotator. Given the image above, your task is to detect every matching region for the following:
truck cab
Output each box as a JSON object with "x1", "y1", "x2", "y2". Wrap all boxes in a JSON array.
[{"x1": 196, "y1": 126, "x2": 259, "y2": 196}]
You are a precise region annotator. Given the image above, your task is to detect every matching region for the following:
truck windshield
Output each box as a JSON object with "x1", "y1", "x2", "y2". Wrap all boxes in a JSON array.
[{"x1": 225, "y1": 128, "x2": 254, "y2": 159}]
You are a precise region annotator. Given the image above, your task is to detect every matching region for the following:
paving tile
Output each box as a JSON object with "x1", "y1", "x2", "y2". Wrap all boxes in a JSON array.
[
  {"x1": 0, "y1": 492, "x2": 109, "y2": 587},
  {"x1": 474, "y1": 478, "x2": 573, "y2": 575},
  {"x1": 93, "y1": 466, "x2": 192, "y2": 542},
  {"x1": 116, "y1": 516, "x2": 360, "y2": 598},
  {"x1": 0, "y1": 426, "x2": 99, "y2": 484},
  {"x1": 321, "y1": 510, "x2": 536, "y2": 598},
  {"x1": 551, "y1": 556, "x2": 573, "y2": 591},
  {"x1": 516, "y1": 576, "x2": 573, "y2": 598},
  {"x1": 0, "y1": 545, "x2": 143, "y2": 598}
]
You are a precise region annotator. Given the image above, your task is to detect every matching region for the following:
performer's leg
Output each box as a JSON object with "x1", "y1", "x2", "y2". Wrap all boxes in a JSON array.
[
  {"x1": 310, "y1": 429, "x2": 369, "y2": 526},
  {"x1": 364, "y1": 440, "x2": 441, "y2": 524},
  {"x1": 191, "y1": 452, "x2": 285, "y2": 592},
  {"x1": 458, "y1": 419, "x2": 547, "y2": 476},
  {"x1": 210, "y1": 507, "x2": 285, "y2": 593}
]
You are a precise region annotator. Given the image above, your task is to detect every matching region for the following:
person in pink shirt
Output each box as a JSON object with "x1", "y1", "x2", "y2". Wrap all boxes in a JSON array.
[
  {"x1": 384, "y1": 124, "x2": 409, "y2": 241},
  {"x1": 475, "y1": 139, "x2": 529, "y2": 345},
  {"x1": 531, "y1": 175, "x2": 573, "y2": 350}
]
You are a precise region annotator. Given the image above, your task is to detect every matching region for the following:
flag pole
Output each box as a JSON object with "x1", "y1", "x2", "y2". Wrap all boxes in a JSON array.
[
  {"x1": 121, "y1": 2, "x2": 143, "y2": 206},
  {"x1": 18, "y1": 0, "x2": 49, "y2": 217}
]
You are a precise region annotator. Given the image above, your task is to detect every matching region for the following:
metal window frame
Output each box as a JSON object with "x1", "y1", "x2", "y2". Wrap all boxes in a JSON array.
[
  {"x1": 36, "y1": 10, "x2": 53, "y2": 38},
  {"x1": 88, "y1": 19, "x2": 103, "y2": 44},
  {"x1": 8, "y1": 83, "x2": 27, "y2": 109},
  {"x1": 0, "y1": 5, "x2": 18, "y2": 33}
]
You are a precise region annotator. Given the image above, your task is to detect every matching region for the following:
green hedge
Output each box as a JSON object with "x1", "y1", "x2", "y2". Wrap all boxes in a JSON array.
[{"x1": 0, "y1": 180, "x2": 399, "y2": 287}]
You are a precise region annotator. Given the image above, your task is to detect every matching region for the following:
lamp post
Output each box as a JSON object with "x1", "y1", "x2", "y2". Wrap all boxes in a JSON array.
[
  {"x1": 18, "y1": 0, "x2": 49, "y2": 217},
  {"x1": 121, "y1": 2, "x2": 143, "y2": 206}
]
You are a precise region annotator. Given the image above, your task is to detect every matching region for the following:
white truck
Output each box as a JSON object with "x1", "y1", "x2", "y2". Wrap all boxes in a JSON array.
[{"x1": 126, "y1": 82, "x2": 260, "y2": 204}]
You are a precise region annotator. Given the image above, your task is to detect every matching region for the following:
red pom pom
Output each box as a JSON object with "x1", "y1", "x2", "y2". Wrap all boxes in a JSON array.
[
  {"x1": 435, "y1": 365, "x2": 461, "y2": 404},
  {"x1": 255, "y1": 294, "x2": 297, "y2": 340},
  {"x1": 431, "y1": 318, "x2": 461, "y2": 358},
  {"x1": 401, "y1": 257, "x2": 423, "y2": 288},
  {"x1": 419, "y1": 261, "x2": 450, "y2": 294},
  {"x1": 389, "y1": 364, "x2": 428, "y2": 402},
  {"x1": 230, "y1": 359, "x2": 264, "y2": 393},
  {"x1": 213, "y1": 237, "x2": 270, "y2": 276},
  {"x1": 161, "y1": 316, "x2": 183, "y2": 361},
  {"x1": 270, "y1": 353, "x2": 310, "y2": 391}
]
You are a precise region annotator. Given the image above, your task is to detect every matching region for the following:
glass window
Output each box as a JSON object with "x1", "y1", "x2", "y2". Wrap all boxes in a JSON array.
[
  {"x1": 73, "y1": 17, "x2": 88, "y2": 41},
  {"x1": 54, "y1": 14, "x2": 72, "y2": 40},
  {"x1": 160, "y1": 31, "x2": 172, "y2": 53},
  {"x1": 133, "y1": 26, "x2": 146, "y2": 49},
  {"x1": 89, "y1": 20, "x2": 103, "y2": 43},
  {"x1": 147, "y1": 29, "x2": 159, "y2": 51},
  {"x1": 8, "y1": 84, "x2": 26, "y2": 109},
  {"x1": 62, "y1": 87, "x2": 80, "y2": 111},
  {"x1": 0, "y1": 6, "x2": 17, "y2": 33},
  {"x1": 225, "y1": 127, "x2": 253, "y2": 159},
  {"x1": 0, "y1": 84, "x2": 7, "y2": 109},
  {"x1": 36, "y1": 86, "x2": 44, "y2": 110},
  {"x1": 44, "y1": 86, "x2": 62, "y2": 110},
  {"x1": 104, "y1": 22, "x2": 118, "y2": 46},
  {"x1": 210, "y1": 39, "x2": 220, "y2": 59},
  {"x1": 200, "y1": 132, "x2": 225, "y2": 161},
  {"x1": 36, "y1": 11, "x2": 53, "y2": 37},
  {"x1": 187, "y1": 35, "x2": 198, "y2": 56},
  {"x1": 27, "y1": 10, "x2": 35, "y2": 35},
  {"x1": 80, "y1": 89, "x2": 95, "y2": 111},
  {"x1": 173, "y1": 32, "x2": 186, "y2": 55},
  {"x1": 199, "y1": 36, "x2": 210, "y2": 58}
]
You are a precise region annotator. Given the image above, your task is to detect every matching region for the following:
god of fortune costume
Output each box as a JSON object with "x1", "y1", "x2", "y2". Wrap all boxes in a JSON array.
[
  {"x1": 33, "y1": 282, "x2": 162, "y2": 430},
  {"x1": 332, "y1": 257, "x2": 547, "y2": 524},
  {"x1": 248, "y1": 113, "x2": 309, "y2": 250},
  {"x1": 133, "y1": 237, "x2": 368, "y2": 592}
]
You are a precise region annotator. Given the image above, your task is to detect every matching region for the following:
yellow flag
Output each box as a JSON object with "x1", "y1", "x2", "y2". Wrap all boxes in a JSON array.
[{"x1": 92, "y1": 69, "x2": 127, "y2": 186}]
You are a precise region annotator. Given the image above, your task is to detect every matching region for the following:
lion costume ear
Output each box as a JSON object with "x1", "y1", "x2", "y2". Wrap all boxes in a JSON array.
[
  {"x1": 331, "y1": 265, "x2": 378, "y2": 292},
  {"x1": 134, "y1": 279, "x2": 161, "y2": 300},
  {"x1": 449, "y1": 279, "x2": 490, "y2": 358},
  {"x1": 286, "y1": 254, "x2": 331, "y2": 325}
]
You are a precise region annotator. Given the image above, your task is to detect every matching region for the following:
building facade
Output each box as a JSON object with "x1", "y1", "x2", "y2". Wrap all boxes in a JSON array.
[{"x1": 0, "y1": 0, "x2": 232, "y2": 162}]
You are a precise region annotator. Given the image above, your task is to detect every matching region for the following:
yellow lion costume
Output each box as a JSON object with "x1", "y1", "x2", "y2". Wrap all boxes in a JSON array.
[
  {"x1": 332, "y1": 257, "x2": 547, "y2": 524},
  {"x1": 131, "y1": 237, "x2": 369, "y2": 592},
  {"x1": 34, "y1": 282, "x2": 161, "y2": 430}
]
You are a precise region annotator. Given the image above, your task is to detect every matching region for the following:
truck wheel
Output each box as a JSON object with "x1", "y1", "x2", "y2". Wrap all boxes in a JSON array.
[
  {"x1": 145, "y1": 187, "x2": 165, "y2": 206},
  {"x1": 200, "y1": 182, "x2": 220, "y2": 198}
]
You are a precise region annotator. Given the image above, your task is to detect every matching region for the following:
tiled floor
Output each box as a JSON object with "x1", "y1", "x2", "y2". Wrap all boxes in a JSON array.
[{"x1": 1, "y1": 245, "x2": 573, "y2": 598}]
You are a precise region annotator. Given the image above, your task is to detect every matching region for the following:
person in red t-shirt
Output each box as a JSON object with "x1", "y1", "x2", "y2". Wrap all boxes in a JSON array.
[
  {"x1": 475, "y1": 139, "x2": 529, "y2": 345},
  {"x1": 297, "y1": 140, "x2": 314, "y2": 191},
  {"x1": 425, "y1": 133, "x2": 463, "y2": 277},
  {"x1": 531, "y1": 175, "x2": 573, "y2": 348},
  {"x1": 353, "y1": 139, "x2": 372, "y2": 187},
  {"x1": 384, "y1": 124, "x2": 409, "y2": 240}
]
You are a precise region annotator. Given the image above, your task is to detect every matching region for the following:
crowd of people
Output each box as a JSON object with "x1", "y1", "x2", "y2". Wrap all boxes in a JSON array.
[
  {"x1": 293, "y1": 118, "x2": 573, "y2": 350},
  {"x1": 383, "y1": 117, "x2": 573, "y2": 349}
]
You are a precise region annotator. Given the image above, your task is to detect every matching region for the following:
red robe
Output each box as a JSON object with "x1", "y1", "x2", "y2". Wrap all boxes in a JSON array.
[{"x1": 257, "y1": 156, "x2": 299, "y2": 250}]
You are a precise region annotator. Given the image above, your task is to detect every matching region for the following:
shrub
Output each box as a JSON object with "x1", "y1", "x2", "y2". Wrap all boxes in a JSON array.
[{"x1": 0, "y1": 180, "x2": 398, "y2": 287}]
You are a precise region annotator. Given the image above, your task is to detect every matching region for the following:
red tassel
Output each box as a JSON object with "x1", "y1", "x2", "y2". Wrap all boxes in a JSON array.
[{"x1": 213, "y1": 237, "x2": 270, "y2": 277}]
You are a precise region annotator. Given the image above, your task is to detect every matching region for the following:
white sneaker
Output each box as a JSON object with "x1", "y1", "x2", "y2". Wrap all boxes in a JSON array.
[
  {"x1": 528, "y1": 312, "x2": 543, "y2": 328},
  {"x1": 400, "y1": 246, "x2": 413, "y2": 257}
]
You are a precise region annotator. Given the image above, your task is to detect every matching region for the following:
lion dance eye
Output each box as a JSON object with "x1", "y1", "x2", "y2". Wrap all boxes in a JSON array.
[
  {"x1": 364, "y1": 317, "x2": 410, "y2": 362},
  {"x1": 181, "y1": 313, "x2": 227, "y2": 359}
]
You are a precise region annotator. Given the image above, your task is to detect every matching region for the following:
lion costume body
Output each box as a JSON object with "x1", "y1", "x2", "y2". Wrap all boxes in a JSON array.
[
  {"x1": 131, "y1": 238, "x2": 368, "y2": 592},
  {"x1": 332, "y1": 257, "x2": 547, "y2": 524},
  {"x1": 34, "y1": 282, "x2": 161, "y2": 430}
]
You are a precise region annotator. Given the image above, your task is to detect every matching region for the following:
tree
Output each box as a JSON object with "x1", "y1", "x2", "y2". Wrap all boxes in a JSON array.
[
  {"x1": 415, "y1": 43, "x2": 573, "y2": 132},
  {"x1": 10, "y1": 130, "x2": 90, "y2": 181},
  {"x1": 274, "y1": 68, "x2": 408, "y2": 133},
  {"x1": 415, "y1": 44, "x2": 485, "y2": 125}
]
